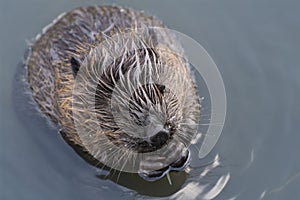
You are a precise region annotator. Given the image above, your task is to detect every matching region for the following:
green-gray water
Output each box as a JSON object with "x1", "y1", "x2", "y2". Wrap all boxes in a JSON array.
[{"x1": 1, "y1": 0, "x2": 300, "y2": 199}]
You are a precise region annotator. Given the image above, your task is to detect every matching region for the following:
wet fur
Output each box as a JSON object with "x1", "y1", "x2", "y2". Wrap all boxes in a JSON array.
[{"x1": 25, "y1": 5, "x2": 200, "y2": 173}]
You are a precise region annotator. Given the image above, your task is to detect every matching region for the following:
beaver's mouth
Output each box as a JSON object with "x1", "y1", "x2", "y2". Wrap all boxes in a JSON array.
[{"x1": 138, "y1": 150, "x2": 190, "y2": 181}]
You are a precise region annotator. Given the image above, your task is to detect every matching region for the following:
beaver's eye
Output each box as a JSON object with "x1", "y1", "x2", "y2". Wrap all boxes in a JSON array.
[
  {"x1": 164, "y1": 122, "x2": 176, "y2": 134},
  {"x1": 156, "y1": 84, "x2": 165, "y2": 94},
  {"x1": 164, "y1": 123, "x2": 172, "y2": 130}
]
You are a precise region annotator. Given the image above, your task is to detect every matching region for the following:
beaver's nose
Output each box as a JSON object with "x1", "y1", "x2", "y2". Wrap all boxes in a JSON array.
[{"x1": 150, "y1": 129, "x2": 170, "y2": 148}]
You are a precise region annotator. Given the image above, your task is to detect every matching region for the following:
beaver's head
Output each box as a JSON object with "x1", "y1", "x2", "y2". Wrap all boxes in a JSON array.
[{"x1": 72, "y1": 30, "x2": 200, "y2": 181}]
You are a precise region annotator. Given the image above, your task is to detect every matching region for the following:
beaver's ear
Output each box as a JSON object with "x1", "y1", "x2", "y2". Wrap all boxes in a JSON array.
[{"x1": 70, "y1": 57, "x2": 82, "y2": 77}]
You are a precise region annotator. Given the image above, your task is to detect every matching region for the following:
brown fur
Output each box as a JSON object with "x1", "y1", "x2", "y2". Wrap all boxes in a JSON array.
[{"x1": 26, "y1": 6, "x2": 200, "y2": 174}]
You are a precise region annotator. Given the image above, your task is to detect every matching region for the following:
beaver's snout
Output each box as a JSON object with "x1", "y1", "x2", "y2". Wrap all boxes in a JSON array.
[{"x1": 132, "y1": 128, "x2": 172, "y2": 153}]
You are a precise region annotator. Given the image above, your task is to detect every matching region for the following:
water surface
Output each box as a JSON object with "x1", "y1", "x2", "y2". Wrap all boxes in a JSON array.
[{"x1": 1, "y1": 0, "x2": 300, "y2": 199}]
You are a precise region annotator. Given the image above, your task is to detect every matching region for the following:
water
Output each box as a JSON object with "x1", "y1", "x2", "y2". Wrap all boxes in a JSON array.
[{"x1": 1, "y1": 0, "x2": 300, "y2": 199}]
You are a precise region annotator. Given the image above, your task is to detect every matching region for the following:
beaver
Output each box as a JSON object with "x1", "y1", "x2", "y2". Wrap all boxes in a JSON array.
[{"x1": 25, "y1": 5, "x2": 200, "y2": 181}]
